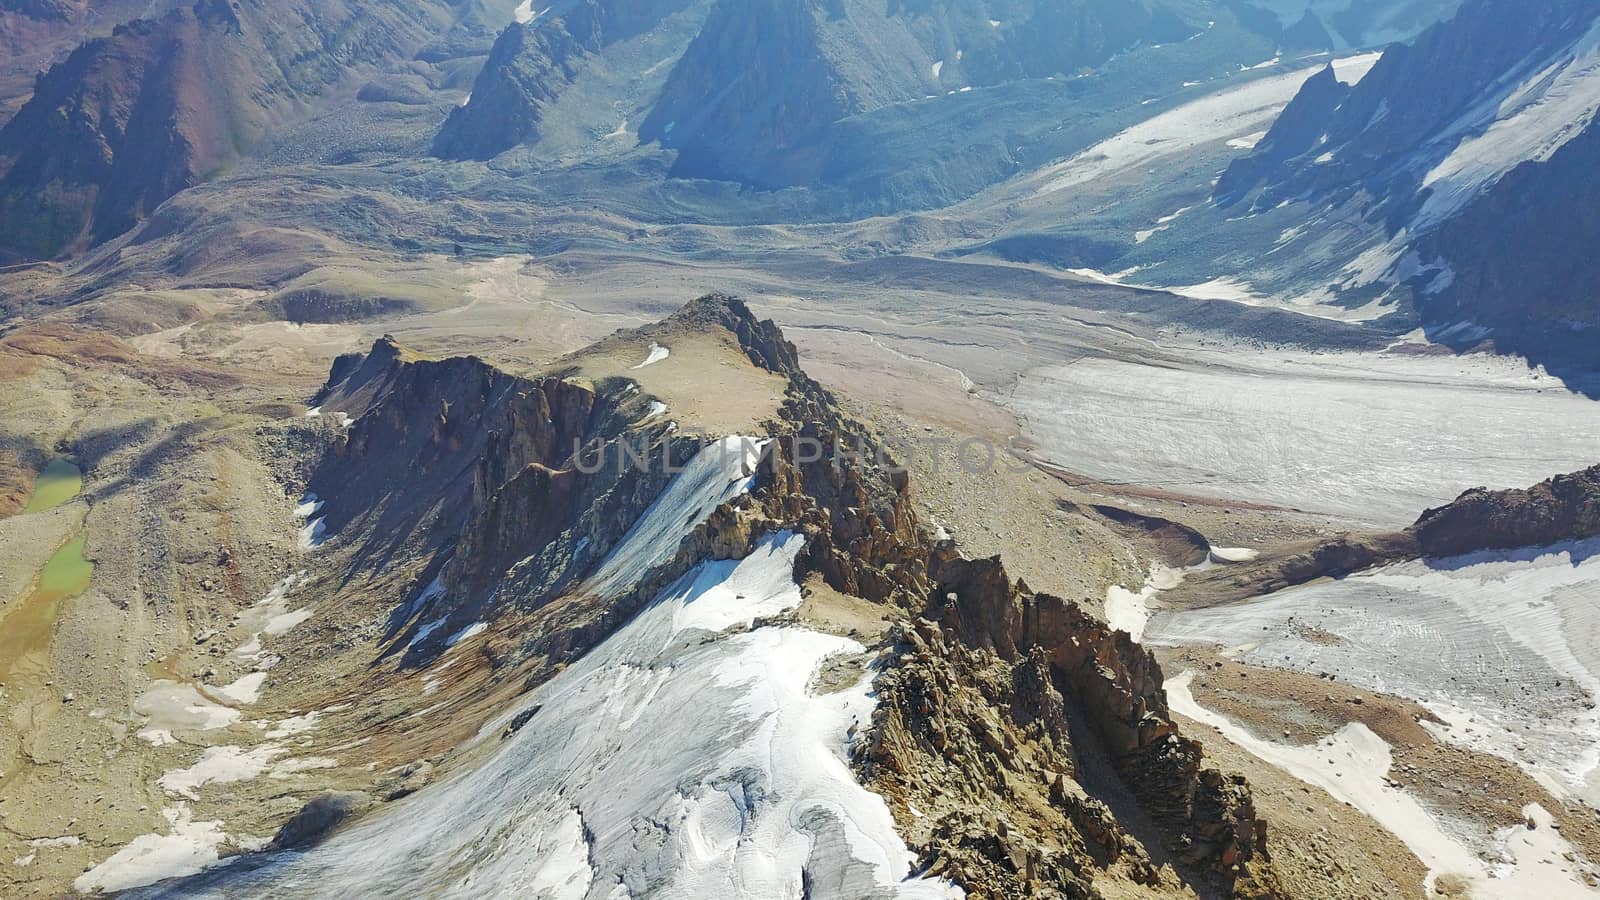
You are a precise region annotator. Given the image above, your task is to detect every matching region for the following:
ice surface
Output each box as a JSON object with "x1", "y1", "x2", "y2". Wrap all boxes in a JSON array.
[
  {"x1": 579, "y1": 436, "x2": 767, "y2": 600},
  {"x1": 1009, "y1": 348, "x2": 1600, "y2": 526},
  {"x1": 130, "y1": 532, "x2": 956, "y2": 898},
  {"x1": 1150, "y1": 538, "x2": 1600, "y2": 805},
  {"x1": 672, "y1": 531, "x2": 804, "y2": 633},
  {"x1": 631, "y1": 343, "x2": 671, "y2": 369},
  {"x1": 1035, "y1": 54, "x2": 1379, "y2": 195},
  {"x1": 75, "y1": 805, "x2": 233, "y2": 894}
]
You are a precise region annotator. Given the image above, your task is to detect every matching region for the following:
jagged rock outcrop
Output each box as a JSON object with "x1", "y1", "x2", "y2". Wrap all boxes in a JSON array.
[
  {"x1": 0, "y1": 0, "x2": 154, "y2": 127},
  {"x1": 307, "y1": 333, "x2": 698, "y2": 662},
  {"x1": 269, "y1": 792, "x2": 374, "y2": 851},
  {"x1": 1411, "y1": 464, "x2": 1600, "y2": 558},
  {"x1": 868, "y1": 623, "x2": 1165, "y2": 898},
  {"x1": 300, "y1": 294, "x2": 1285, "y2": 897},
  {"x1": 1171, "y1": 462, "x2": 1600, "y2": 607},
  {"x1": 913, "y1": 554, "x2": 1280, "y2": 895},
  {"x1": 1213, "y1": 63, "x2": 1351, "y2": 207}
]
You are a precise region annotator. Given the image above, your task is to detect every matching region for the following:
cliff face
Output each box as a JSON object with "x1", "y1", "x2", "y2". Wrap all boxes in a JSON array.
[
  {"x1": 1412, "y1": 117, "x2": 1600, "y2": 366},
  {"x1": 432, "y1": 0, "x2": 697, "y2": 161},
  {"x1": 0, "y1": 0, "x2": 156, "y2": 126},
  {"x1": 1207, "y1": 0, "x2": 1600, "y2": 365},
  {"x1": 639, "y1": 0, "x2": 1208, "y2": 188},
  {"x1": 0, "y1": 0, "x2": 483, "y2": 262},
  {"x1": 0, "y1": 11, "x2": 222, "y2": 261},
  {"x1": 308, "y1": 334, "x2": 694, "y2": 652},
  {"x1": 1215, "y1": 0, "x2": 1599, "y2": 216},
  {"x1": 898, "y1": 553, "x2": 1278, "y2": 896}
]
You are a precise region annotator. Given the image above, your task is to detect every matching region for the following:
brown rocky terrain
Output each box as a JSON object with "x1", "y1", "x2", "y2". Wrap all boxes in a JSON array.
[
  {"x1": 1411, "y1": 463, "x2": 1600, "y2": 558},
  {"x1": 0, "y1": 284, "x2": 1588, "y2": 896}
]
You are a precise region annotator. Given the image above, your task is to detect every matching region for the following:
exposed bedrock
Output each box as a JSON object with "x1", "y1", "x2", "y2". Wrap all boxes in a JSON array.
[
  {"x1": 1411, "y1": 463, "x2": 1600, "y2": 558},
  {"x1": 295, "y1": 294, "x2": 1282, "y2": 897}
]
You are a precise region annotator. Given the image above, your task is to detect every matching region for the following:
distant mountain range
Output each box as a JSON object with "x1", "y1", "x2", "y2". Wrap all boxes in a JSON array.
[
  {"x1": 0, "y1": 0, "x2": 1471, "y2": 264},
  {"x1": 9, "y1": 0, "x2": 1594, "y2": 380}
]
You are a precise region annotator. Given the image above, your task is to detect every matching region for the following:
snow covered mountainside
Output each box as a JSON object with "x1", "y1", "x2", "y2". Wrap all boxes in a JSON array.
[
  {"x1": 430, "y1": 0, "x2": 1461, "y2": 220},
  {"x1": 1156, "y1": 0, "x2": 1600, "y2": 367},
  {"x1": 69, "y1": 296, "x2": 1284, "y2": 898},
  {"x1": 963, "y1": 0, "x2": 1600, "y2": 382}
]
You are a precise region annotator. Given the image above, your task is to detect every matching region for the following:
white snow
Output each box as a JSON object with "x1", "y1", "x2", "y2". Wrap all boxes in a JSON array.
[
  {"x1": 1227, "y1": 130, "x2": 1268, "y2": 149},
  {"x1": 162, "y1": 533, "x2": 957, "y2": 898},
  {"x1": 1166, "y1": 672, "x2": 1487, "y2": 895},
  {"x1": 75, "y1": 805, "x2": 233, "y2": 894},
  {"x1": 1167, "y1": 277, "x2": 1269, "y2": 304},
  {"x1": 643, "y1": 400, "x2": 668, "y2": 421},
  {"x1": 673, "y1": 531, "x2": 805, "y2": 633},
  {"x1": 525, "y1": 809, "x2": 594, "y2": 900},
  {"x1": 298, "y1": 518, "x2": 326, "y2": 550},
  {"x1": 264, "y1": 711, "x2": 321, "y2": 740},
  {"x1": 931, "y1": 60, "x2": 943, "y2": 79},
  {"x1": 1102, "y1": 564, "x2": 1183, "y2": 643},
  {"x1": 1416, "y1": 17, "x2": 1600, "y2": 230},
  {"x1": 1150, "y1": 538, "x2": 1600, "y2": 805},
  {"x1": 1489, "y1": 804, "x2": 1598, "y2": 896},
  {"x1": 134, "y1": 682, "x2": 241, "y2": 745},
  {"x1": 1009, "y1": 346, "x2": 1600, "y2": 526},
  {"x1": 631, "y1": 343, "x2": 670, "y2": 369},
  {"x1": 263, "y1": 608, "x2": 312, "y2": 636},
  {"x1": 269, "y1": 757, "x2": 337, "y2": 778},
  {"x1": 1167, "y1": 673, "x2": 1600, "y2": 897},
  {"x1": 409, "y1": 616, "x2": 447, "y2": 648},
  {"x1": 1035, "y1": 53, "x2": 1379, "y2": 195},
  {"x1": 303, "y1": 407, "x2": 322, "y2": 419},
  {"x1": 445, "y1": 621, "x2": 487, "y2": 647},
  {"x1": 231, "y1": 573, "x2": 310, "y2": 662},
  {"x1": 1208, "y1": 546, "x2": 1259, "y2": 563},
  {"x1": 512, "y1": 1, "x2": 549, "y2": 25},
  {"x1": 208, "y1": 673, "x2": 267, "y2": 705},
  {"x1": 158, "y1": 746, "x2": 286, "y2": 800},
  {"x1": 579, "y1": 435, "x2": 767, "y2": 600},
  {"x1": 295, "y1": 494, "x2": 326, "y2": 550}
]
